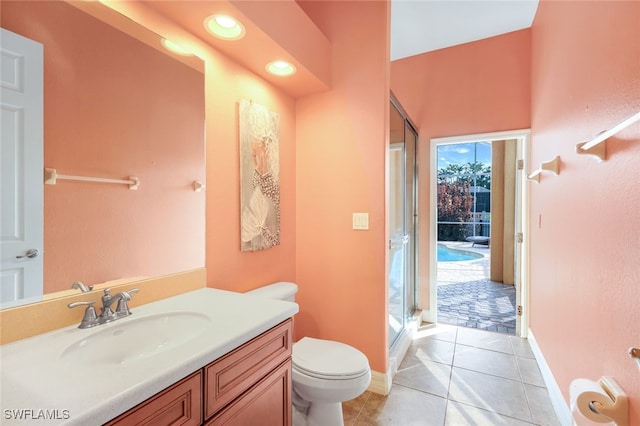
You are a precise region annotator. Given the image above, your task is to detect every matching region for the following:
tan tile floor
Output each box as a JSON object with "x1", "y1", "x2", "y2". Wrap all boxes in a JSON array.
[{"x1": 342, "y1": 324, "x2": 561, "y2": 426}]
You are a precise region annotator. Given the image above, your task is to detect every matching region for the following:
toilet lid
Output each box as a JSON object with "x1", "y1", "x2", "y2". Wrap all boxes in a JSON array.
[{"x1": 292, "y1": 337, "x2": 369, "y2": 379}]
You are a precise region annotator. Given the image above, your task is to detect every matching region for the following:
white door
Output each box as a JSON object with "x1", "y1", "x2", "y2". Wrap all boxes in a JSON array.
[{"x1": 1, "y1": 28, "x2": 44, "y2": 306}]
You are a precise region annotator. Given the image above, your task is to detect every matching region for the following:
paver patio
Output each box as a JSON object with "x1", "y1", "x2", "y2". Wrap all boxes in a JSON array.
[{"x1": 437, "y1": 242, "x2": 517, "y2": 335}]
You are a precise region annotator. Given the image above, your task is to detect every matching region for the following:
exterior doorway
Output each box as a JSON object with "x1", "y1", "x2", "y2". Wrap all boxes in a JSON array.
[
  {"x1": 435, "y1": 141, "x2": 514, "y2": 332},
  {"x1": 428, "y1": 130, "x2": 530, "y2": 337}
]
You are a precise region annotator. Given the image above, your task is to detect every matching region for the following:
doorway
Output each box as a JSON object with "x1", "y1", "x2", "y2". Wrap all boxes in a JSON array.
[
  {"x1": 388, "y1": 98, "x2": 418, "y2": 349},
  {"x1": 428, "y1": 130, "x2": 530, "y2": 337}
]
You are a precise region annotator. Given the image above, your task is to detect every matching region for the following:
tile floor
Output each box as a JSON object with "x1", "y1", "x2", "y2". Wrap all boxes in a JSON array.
[{"x1": 342, "y1": 324, "x2": 561, "y2": 426}]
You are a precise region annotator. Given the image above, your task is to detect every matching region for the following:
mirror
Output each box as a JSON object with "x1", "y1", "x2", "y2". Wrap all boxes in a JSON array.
[{"x1": 1, "y1": 1, "x2": 205, "y2": 308}]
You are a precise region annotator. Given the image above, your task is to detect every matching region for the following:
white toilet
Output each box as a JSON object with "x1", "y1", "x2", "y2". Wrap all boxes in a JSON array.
[{"x1": 245, "y1": 282, "x2": 371, "y2": 426}]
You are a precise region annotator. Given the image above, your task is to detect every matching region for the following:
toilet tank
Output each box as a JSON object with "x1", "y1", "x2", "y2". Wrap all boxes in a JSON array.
[{"x1": 245, "y1": 282, "x2": 298, "y2": 302}]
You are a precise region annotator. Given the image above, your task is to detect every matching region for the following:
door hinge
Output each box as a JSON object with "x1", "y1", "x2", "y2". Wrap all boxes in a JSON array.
[
  {"x1": 516, "y1": 232, "x2": 524, "y2": 243},
  {"x1": 517, "y1": 159, "x2": 524, "y2": 170},
  {"x1": 517, "y1": 305, "x2": 523, "y2": 316}
]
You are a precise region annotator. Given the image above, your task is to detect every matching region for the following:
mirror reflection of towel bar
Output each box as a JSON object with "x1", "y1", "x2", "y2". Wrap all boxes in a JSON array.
[{"x1": 44, "y1": 168, "x2": 139, "y2": 190}]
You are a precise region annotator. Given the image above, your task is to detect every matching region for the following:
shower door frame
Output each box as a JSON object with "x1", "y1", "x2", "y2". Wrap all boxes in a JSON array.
[{"x1": 388, "y1": 97, "x2": 419, "y2": 350}]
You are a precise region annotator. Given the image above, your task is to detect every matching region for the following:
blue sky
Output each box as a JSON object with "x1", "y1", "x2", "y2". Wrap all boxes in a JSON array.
[{"x1": 437, "y1": 142, "x2": 492, "y2": 170}]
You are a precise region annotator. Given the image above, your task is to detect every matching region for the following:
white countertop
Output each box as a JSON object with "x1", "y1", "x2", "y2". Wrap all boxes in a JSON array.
[{"x1": 0, "y1": 288, "x2": 298, "y2": 425}]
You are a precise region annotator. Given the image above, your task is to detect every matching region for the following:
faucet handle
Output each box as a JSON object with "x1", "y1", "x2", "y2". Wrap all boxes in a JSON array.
[
  {"x1": 115, "y1": 288, "x2": 139, "y2": 318},
  {"x1": 68, "y1": 301, "x2": 98, "y2": 328}
]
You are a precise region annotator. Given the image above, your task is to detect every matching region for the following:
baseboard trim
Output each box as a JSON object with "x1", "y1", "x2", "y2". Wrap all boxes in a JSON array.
[
  {"x1": 422, "y1": 309, "x2": 435, "y2": 323},
  {"x1": 528, "y1": 328, "x2": 573, "y2": 425},
  {"x1": 368, "y1": 369, "x2": 392, "y2": 395},
  {"x1": 368, "y1": 314, "x2": 419, "y2": 396}
]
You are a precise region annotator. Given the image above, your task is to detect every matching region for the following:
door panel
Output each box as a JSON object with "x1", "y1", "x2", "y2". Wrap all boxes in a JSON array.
[
  {"x1": 388, "y1": 100, "x2": 417, "y2": 348},
  {"x1": 388, "y1": 143, "x2": 406, "y2": 346},
  {"x1": 1, "y1": 29, "x2": 44, "y2": 305},
  {"x1": 404, "y1": 122, "x2": 417, "y2": 313}
]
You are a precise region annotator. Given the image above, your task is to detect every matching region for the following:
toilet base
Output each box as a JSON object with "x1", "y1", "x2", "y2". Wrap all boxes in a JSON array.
[
  {"x1": 292, "y1": 405, "x2": 308, "y2": 426},
  {"x1": 307, "y1": 401, "x2": 344, "y2": 426},
  {"x1": 292, "y1": 401, "x2": 344, "y2": 426}
]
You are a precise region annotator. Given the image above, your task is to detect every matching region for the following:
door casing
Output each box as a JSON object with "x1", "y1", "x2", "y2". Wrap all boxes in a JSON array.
[{"x1": 427, "y1": 129, "x2": 530, "y2": 336}]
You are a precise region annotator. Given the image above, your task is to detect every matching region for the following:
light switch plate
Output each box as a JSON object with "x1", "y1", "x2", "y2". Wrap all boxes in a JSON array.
[{"x1": 352, "y1": 213, "x2": 369, "y2": 230}]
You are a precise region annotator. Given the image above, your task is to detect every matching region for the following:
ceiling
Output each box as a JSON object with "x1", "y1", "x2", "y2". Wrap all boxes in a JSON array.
[
  {"x1": 132, "y1": 1, "x2": 540, "y2": 98},
  {"x1": 390, "y1": 0, "x2": 540, "y2": 61}
]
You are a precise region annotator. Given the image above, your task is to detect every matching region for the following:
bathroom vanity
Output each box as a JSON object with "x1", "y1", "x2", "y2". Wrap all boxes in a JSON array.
[
  {"x1": 107, "y1": 320, "x2": 292, "y2": 425},
  {"x1": 0, "y1": 289, "x2": 298, "y2": 425}
]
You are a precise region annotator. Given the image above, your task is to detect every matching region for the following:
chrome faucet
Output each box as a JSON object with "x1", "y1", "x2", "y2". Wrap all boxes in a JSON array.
[
  {"x1": 68, "y1": 288, "x2": 139, "y2": 328},
  {"x1": 71, "y1": 281, "x2": 93, "y2": 292},
  {"x1": 99, "y1": 288, "x2": 139, "y2": 322}
]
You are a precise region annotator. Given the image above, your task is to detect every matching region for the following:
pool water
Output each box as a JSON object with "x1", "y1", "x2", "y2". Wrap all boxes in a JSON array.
[{"x1": 437, "y1": 244, "x2": 483, "y2": 262}]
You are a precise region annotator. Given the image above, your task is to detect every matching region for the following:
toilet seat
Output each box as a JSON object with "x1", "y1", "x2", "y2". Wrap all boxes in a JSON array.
[{"x1": 293, "y1": 337, "x2": 369, "y2": 380}]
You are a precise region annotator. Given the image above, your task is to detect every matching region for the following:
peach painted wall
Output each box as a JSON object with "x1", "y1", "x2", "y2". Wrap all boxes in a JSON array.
[
  {"x1": 295, "y1": 1, "x2": 390, "y2": 373},
  {"x1": 530, "y1": 0, "x2": 640, "y2": 422},
  {"x1": 391, "y1": 30, "x2": 531, "y2": 309},
  {"x1": 204, "y1": 55, "x2": 297, "y2": 291},
  {"x1": 2, "y1": 1, "x2": 205, "y2": 294}
]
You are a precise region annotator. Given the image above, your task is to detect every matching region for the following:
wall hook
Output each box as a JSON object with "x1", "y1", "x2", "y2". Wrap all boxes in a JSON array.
[
  {"x1": 527, "y1": 156, "x2": 561, "y2": 183},
  {"x1": 629, "y1": 347, "x2": 640, "y2": 370},
  {"x1": 193, "y1": 181, "x2": 206, "y2": 192}
]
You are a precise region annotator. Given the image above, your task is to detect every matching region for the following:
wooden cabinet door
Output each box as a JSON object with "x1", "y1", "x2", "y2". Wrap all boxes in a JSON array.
[
  {"x1": 105, "y1": 371, "x2": 202, "y2": 426},
  {"x1": 206, "y1": 360, "x2": 291, "y2": 426},
  {"x1": 205, "y1": 320, "x2": 292, "y2": 418}
]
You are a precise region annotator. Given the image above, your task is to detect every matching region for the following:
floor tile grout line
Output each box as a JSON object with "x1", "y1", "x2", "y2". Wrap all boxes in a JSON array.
[
  {"x1": 447, "y1": 399, "x2": 539, "y2": 426},
  {"x1": 349, "y1": 391, "x2": 371, "y2": 425},
  {"x1": 454, "y1": 341, "x2": 515, "y2": 356},
  {"x1": 521, "y1": 381, "x2": 538, "y2": 425},
  {"x1": 451, "y1": 363, "x2": 531, "y2": 386},
  {"x1": 513, "y1": 340, "x2": 529, "y2": 386},
  {"x1": 391, "y1": 382, "x2": 449, "y2": 402},
  {"x1": 443, "y1": 337, "x2": 458, "y2": 425}
]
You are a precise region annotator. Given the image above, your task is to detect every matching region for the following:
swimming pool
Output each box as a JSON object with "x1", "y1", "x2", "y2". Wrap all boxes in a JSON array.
[{"x1": 437, "y1": 244, "x2": 484, "y2": 262}]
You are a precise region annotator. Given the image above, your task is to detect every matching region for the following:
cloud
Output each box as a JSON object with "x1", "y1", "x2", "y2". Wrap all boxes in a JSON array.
[{"x1": 437, "y1": 142, "x2": 492, "y2": 170}]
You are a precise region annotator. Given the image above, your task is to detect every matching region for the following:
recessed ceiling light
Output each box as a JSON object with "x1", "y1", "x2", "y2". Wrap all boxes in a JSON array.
[
  {"x1": 161, "y1": 39, "x2": 192, "y2": 56},
  {"x1": 204, "y1": 14, "x2": 245, "y2": 40},
  {"x1": 266, "y1": 60, "x2": 297, "y2": 76}
]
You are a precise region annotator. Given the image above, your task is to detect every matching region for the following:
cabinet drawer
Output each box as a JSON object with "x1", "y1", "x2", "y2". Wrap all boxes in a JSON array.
[
  {"x1": 205, "y1": 320, "x2": 292, "y2": 419},
  {"x1": 106, "y1": 371, "x2": 202, "y2": 426},
  {"x1": 206, "y1": 360, "x2": 291, "y2": 426}
]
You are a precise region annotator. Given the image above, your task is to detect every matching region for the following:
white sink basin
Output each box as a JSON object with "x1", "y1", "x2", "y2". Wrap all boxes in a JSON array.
[{"x1": 60, "y1": 312, "x2": 211, "y2": 366}]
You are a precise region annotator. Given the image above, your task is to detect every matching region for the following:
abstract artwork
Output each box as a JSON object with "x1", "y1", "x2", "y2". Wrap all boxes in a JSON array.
[{"x1": 239, "y1": 99, "x2": 281, "y2": 251}]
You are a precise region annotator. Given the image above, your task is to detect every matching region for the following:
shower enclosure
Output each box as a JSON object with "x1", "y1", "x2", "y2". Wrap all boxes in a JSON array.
[{"x1": 388, "y1": 98, "x2": 418, "y2": 348}]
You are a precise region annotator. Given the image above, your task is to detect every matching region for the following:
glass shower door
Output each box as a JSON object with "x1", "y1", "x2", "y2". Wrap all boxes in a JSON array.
[
  {"x1": 389, "y1": 143, "x2": 407, "y2": 346},
  {"x1": 388, "y1": 99, "x2": 417, "y2": 348}
]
